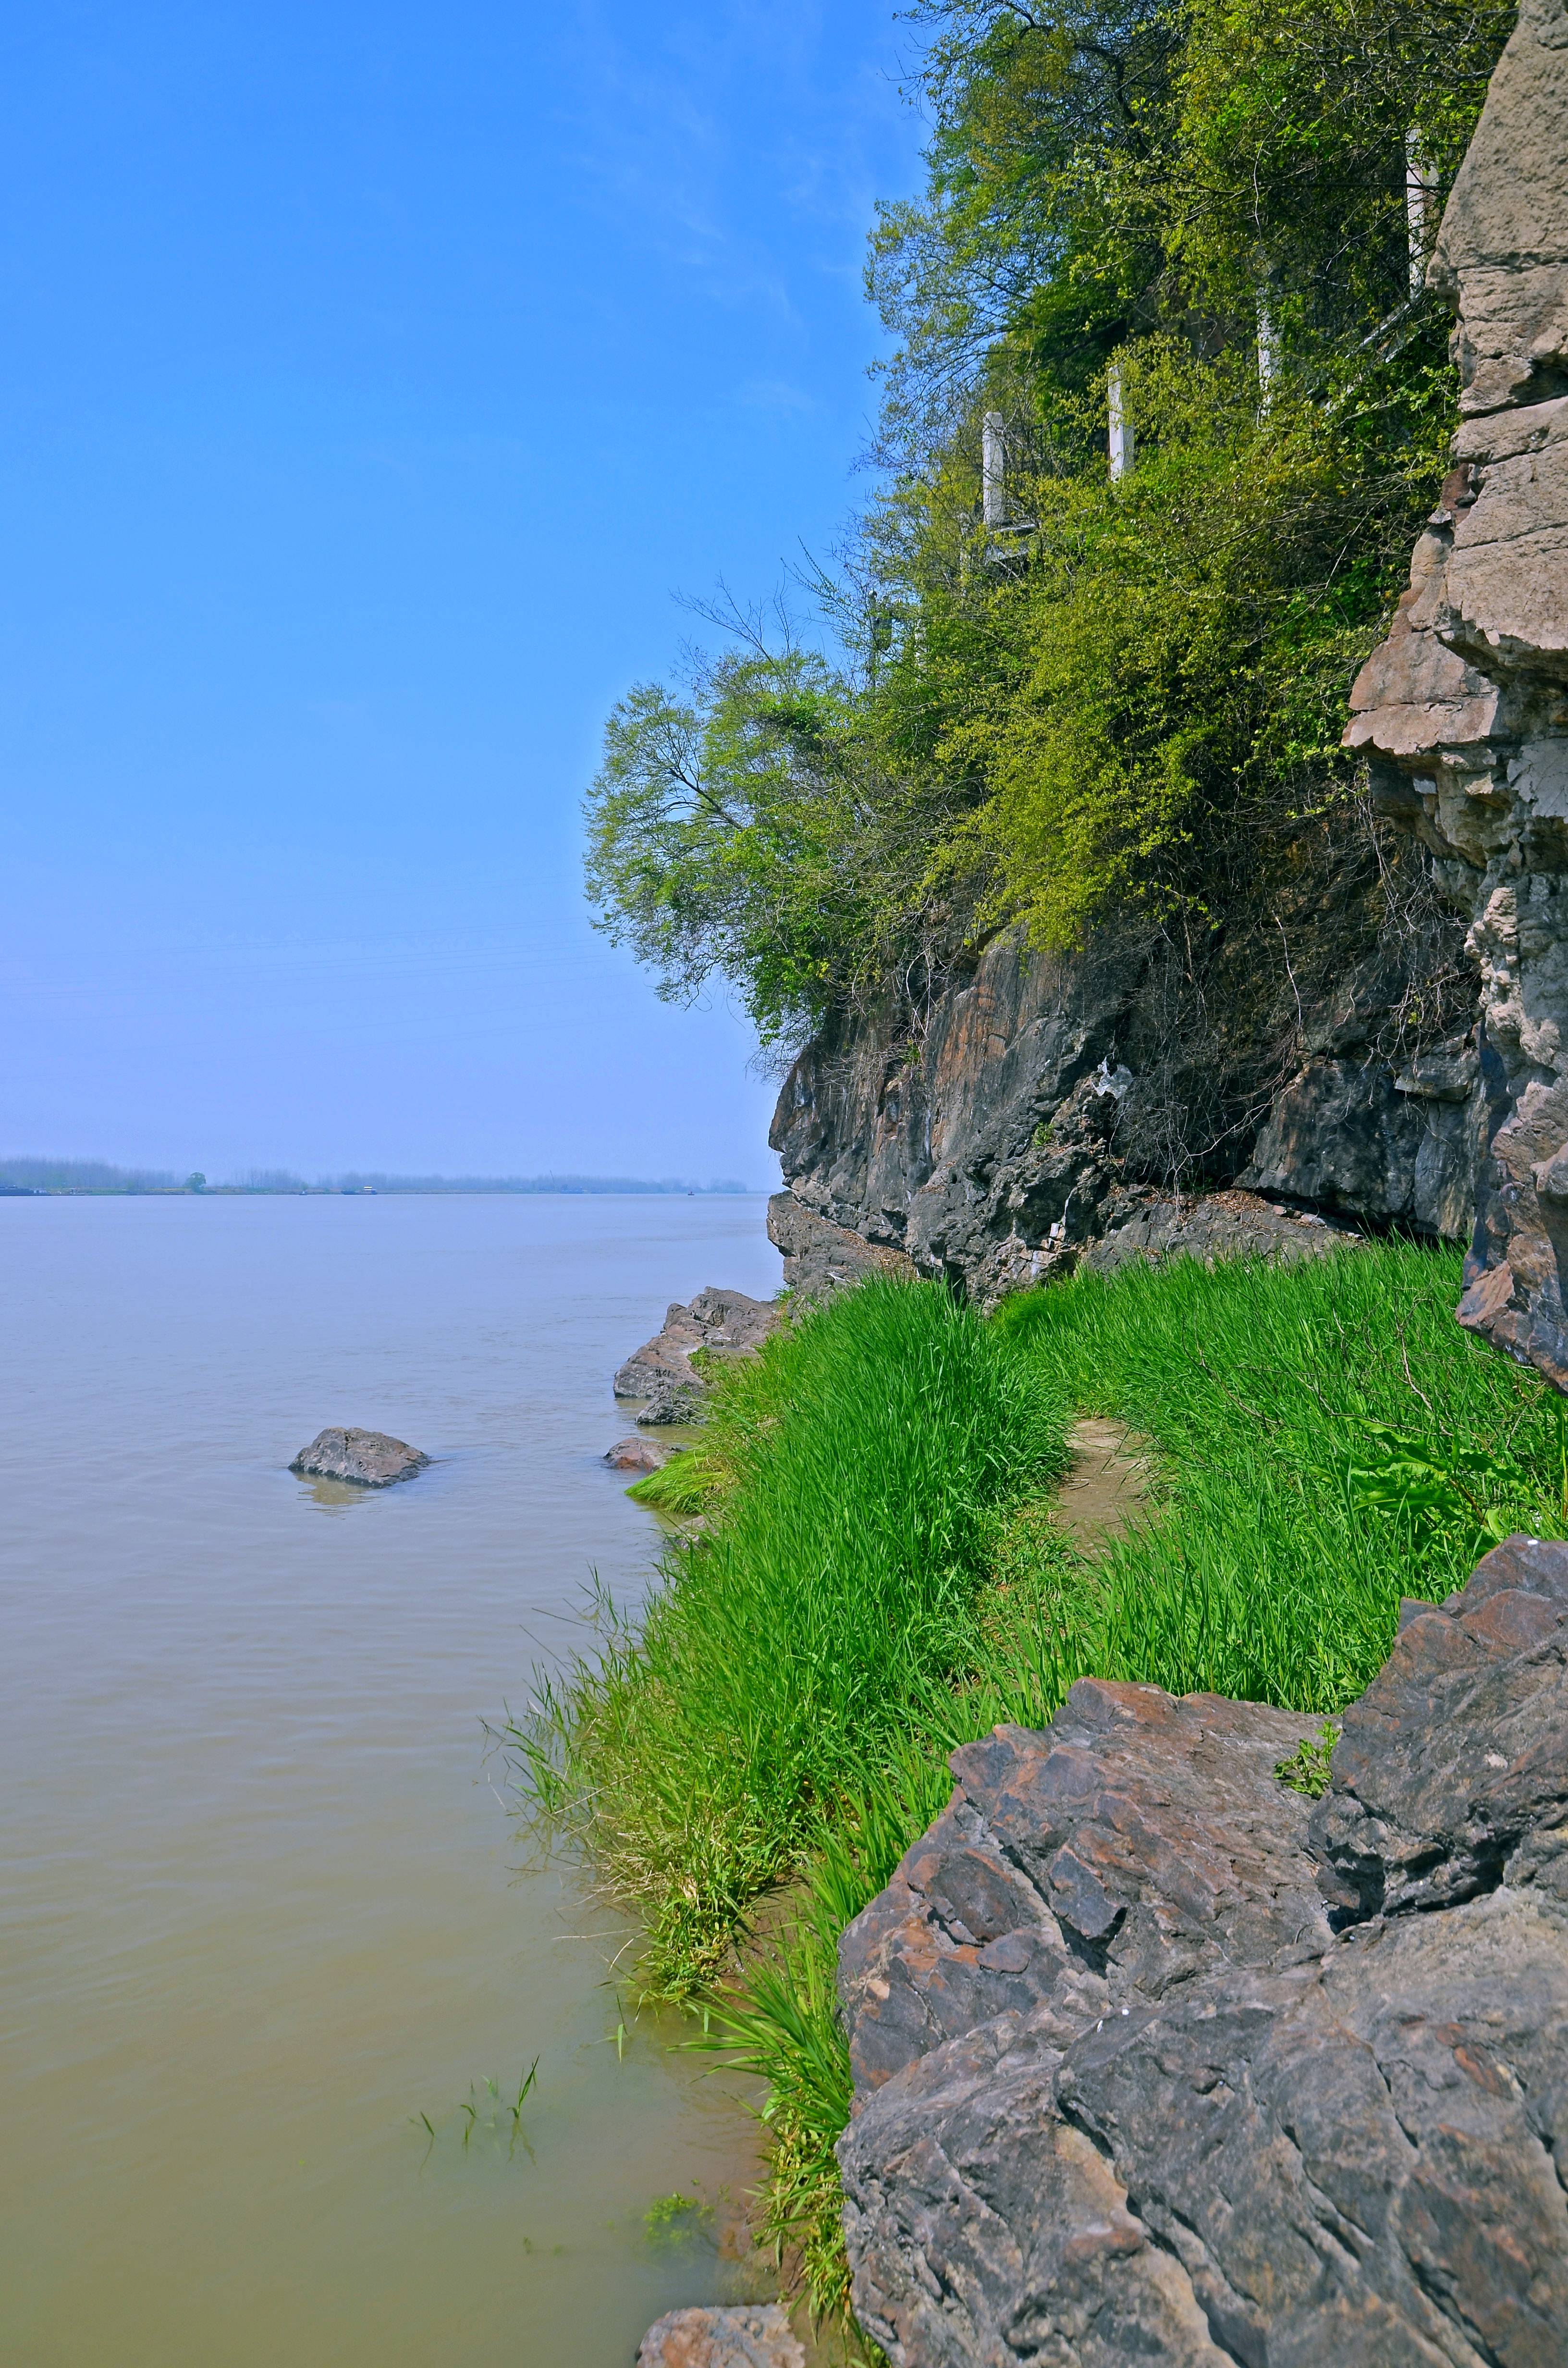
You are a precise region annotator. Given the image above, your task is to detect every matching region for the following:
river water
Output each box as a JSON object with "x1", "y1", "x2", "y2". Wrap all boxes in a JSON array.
[{"x1": 0, "y1": 1192, "x2": 783, "y2": 2368}]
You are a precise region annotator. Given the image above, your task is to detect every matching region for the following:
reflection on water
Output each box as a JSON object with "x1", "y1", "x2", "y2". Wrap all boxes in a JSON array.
[
  {"x1": 0, "y1": 1194, "x2": 780, "y2": 2368},
  {"x1": 297, "y1": 1473, "x2": 387, "y2": 1511}
]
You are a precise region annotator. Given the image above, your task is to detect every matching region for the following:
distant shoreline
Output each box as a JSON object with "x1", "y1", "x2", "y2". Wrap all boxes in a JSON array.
[{"x1": 0, "y1": 1166, "x2": 756, "y2": 1199}]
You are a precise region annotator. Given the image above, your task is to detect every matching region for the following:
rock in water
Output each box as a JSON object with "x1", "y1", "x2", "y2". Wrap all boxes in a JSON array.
[
  {"x1": 603, "y1": 1435, "x2": 673, "y2": 1472},
  {"x1": 635, "y1": 2305, "x2": 803, "y2": 2368},
  {"x1": 837, "y1": 1537, "x2": 1568, "y2": 2365},
  {"x1": 612, "y1": 1286, "x2": 780, "y2": 1401},
  {"x1": 634, "y1": 1378, "x2": 708, "y2": 1428},
  {"x1": 288, "y1": 1427, "x2": 428, "y2": 1486}
]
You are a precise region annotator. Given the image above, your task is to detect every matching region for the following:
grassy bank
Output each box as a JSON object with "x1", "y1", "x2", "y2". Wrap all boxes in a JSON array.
[
  {"x1": 515, "y1": 1280, "x2": 1067, "y2": 1994},
  {"x1": 514, "y1": 1243, "x2": 1566, "y2": 2325}
]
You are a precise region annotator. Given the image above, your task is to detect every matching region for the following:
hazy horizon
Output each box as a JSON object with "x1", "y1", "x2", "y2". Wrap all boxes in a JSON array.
[
  {"x1": 0, "y1": 1154, "x2": 759, "y2": 1194},
  {"x1": 1, "y1": 2, "x2": 923, "y2": 1182}
]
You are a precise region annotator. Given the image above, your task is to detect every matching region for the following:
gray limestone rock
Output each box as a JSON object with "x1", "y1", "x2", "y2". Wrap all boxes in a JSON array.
[
  {"x1": 837, "y1": 1540, "x2": 1568, "y2": 2367},
  {"x1": 1082, "y1": 1187, "x2": 1360, "y2": 1276},
  {"x1": 765, "y1": 1193, "x2": 918, "y2": 1303},
  {"x1": 634, "y1": 1377, "x2": 708, "y2": 1428},
  {"x1": 635, "y1": 2304, "x2": 804, "y2": 2368},
  {"x1": 1311, "y1": 1530, "x2": 1568, "y2": 1924},
  {"x1": 766, "y1": 910, "x2": 1478, "y2": 1307},
  {"x1": 613, "y1": 1287, "x2": 779, "y2": 1400},
  {"x1": 1345, "y1": 0, "x2": 1568, "y2": 1386},
  {"x1": 288, "y1": 1427, "x2": 428, "y2": 1486}
]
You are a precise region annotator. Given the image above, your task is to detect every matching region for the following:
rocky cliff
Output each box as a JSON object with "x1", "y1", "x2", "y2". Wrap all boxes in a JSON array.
[
  {"x1": 1347, "y1": 0, "x2": 1568, "y2": 1386},
  {"x1": 767, "y1": 0, "x2": 1568, "y2": 1320},
  {"x1": 836, "y1": 1532, "x2": 1568, "y2": 2366},
  {"x1": 767, "y1": 886, "x2": 1480, "y2": 1307}
]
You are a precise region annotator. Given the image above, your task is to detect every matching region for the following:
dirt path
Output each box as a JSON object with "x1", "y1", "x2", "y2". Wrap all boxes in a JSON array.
[{"x1": 1052, "y1": 1416, "x2": 1152, "y2": 1553}]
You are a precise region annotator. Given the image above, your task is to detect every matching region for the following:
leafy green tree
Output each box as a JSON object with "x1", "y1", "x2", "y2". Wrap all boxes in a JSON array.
[
  {"x1": 584, "y1": 0, "x2": 1513, "y2": 1047},
  {"x1": 585, "y1": 634, "x2": 874, "y2": 1048}
]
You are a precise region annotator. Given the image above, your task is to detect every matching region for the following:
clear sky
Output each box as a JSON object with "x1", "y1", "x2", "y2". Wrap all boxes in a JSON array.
[{"x1": 0, "y1": 2, "x2": 925, "y2": 1184}]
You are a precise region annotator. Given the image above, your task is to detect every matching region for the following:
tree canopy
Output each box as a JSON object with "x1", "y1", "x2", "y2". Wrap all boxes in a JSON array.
[{"x1": 584, "y1": 0, "x2": 1514, "y2": 1053}]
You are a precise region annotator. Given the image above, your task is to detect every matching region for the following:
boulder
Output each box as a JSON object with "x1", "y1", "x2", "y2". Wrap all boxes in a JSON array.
[
  {"x1": 613, "y1": 1287, "x2": 780, "y2": 1400},
  {"x1": 1345, "y1": 0, "x2": 1568, "y2": 1385},
  {"x1": 603, "y1": 1436, "x2": 676, "y2": 1473},
  {"x1": 635, "y1": 2303, "x2": 804, "y2": 2368},
  {"x1": 288, "y1": 1427, "x2": 429, "y2": 1486},
  {"x1": 837, "y1": 1537, "x2": 1568, "y2": 2366},
  {"x1": 634, "y1": 1379, "x2": 708, "y2": 1428}
]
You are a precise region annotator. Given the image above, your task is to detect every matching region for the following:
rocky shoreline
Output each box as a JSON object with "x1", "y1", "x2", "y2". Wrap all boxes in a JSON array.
[
  {"x1": 622, "y1": 12, "x2": 1568, "y2": 2353},
  {"x1": 836, "y1": 1532, "x2": 1568, "y2": 2365}
]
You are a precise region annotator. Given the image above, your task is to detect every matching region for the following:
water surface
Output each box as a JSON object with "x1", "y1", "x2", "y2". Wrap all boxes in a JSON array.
[{"x1": 0, "y1": 1193, "x2": 781, "y2": 2366}]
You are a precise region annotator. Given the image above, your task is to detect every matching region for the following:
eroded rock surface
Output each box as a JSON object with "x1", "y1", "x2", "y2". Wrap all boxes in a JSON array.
[
  {"x1": 767, "y1": 915, "x2": 1476, "y2": 1307},
  {"x1": 635, "y1": 2304, "x2": 804, "y2": 2368},
  {"x1": 838, "y1": 1538, "x2": 1568, "y2": 2367},
  {"x1": 765, "y1": 1192, "x2": 918, "y2": 1303},
  {"x1": 288, "y1": 1426, "x2": 428, "y2": 1486},
  {"x1": 1079, "y1": 1186, "x2": 1358, "y2": 1278},
  {"x1": 613, "y1": 1286, "x2": 780, "y2": 1404},
  {"x1": 1346, "y1": 0, "x2": 1568, "y2": 1384}
]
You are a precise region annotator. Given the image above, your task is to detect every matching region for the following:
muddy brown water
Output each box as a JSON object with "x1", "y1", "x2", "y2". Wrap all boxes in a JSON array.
[{"x1": 0, "y1": 1194, "x2": 784, "y2": 2368}]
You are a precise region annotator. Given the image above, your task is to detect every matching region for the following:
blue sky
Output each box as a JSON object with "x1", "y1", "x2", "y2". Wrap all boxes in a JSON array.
[{"x1": 0, "y1": 1, "x2": 926, "y2": 1183}]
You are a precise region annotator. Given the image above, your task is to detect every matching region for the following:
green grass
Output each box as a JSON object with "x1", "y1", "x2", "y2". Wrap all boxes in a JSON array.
[
  {"x1": 514, "y1": 1241, "x2": 1568, "y2": 2327},
  {"x1": 994, "y1": 1238, "x2": 1568, "y2": 1708},
  {"x1": 511, "y1": 1278, "x2": 1066, "y2": 1997}
]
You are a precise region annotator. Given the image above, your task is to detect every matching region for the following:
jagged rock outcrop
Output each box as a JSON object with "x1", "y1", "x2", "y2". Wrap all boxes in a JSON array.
[
  {"x1": 612, "y1": 1287, "x2": 779, "y2": 1405},
  {"x1": 767, "y1": 912, "x2": 1477, "y2": 1304},
  {"x1": 764, "y1": 1190, "x2": 918, "y2": 1303},
  {"x1": 837, "y1": 1534, "x2": 1568, "y2": 2367},
  {"x1": 766, "y1": 15, "x2": 1568, "y2": 1310},
  {"x1": 1346, "y1": 0, "x2": 1568, "y2": 1385}
]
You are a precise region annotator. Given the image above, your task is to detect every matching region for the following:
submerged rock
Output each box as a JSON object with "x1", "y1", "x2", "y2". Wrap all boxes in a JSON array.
[
  {"x1": 635, "y1": 2303, "x2": 804, "y2": 2368},
  {"x1": 603, "y1": 1435, "x2": 675, "y2": 1472},
  {"x1": 838, "y1": 1537, "x2": 1568, "y2": 2365},
  {"x1": 288, "y1": 1427, "x2": 429, "y2": 1487}
]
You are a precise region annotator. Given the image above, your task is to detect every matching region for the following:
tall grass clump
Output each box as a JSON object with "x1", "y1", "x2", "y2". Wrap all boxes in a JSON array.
[
  {"x1": 700, "y1": 1239, "x2": 1568, "y2": 2320},
  {"x1": 513, "y1": 1278, "x2": 1068, "y2": 1999},
  {"x1": 520, "y1": 1240, "x2": 1567, "y2": 2329}
]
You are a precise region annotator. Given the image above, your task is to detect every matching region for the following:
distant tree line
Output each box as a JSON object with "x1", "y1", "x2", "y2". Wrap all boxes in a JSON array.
[{"x1": 0, "y1": 1158, "x2": 752, "y2": 1196}]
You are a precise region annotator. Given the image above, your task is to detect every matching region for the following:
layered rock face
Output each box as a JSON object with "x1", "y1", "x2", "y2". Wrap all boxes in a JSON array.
[
  {"x1": 767, "y1": 10, "x2": 1568, "y2": 1312},
  {"x1": 837, "y1": 1534, "x2": 1568, "y2": 2366},
  {"x1": 767, "y1": 912, "x2": 1475, "y2": 1305},
  {"x1": 1346, "y1": 0, "x2": 1568, "y2": 1383}
]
